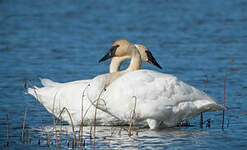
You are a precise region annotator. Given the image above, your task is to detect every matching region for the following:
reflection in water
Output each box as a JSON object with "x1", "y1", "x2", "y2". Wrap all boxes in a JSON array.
[{"x1": 31, "y1": 125, "x2": 208, "y2": 149}]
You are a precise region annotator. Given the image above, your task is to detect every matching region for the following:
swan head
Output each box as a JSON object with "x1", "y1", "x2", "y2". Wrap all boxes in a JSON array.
[
  {"x1": 135, "y1": 44, "x2": 162, "y2": 69},
  {"x1": 99, "y1": 39, "x2": 162, "y2": 69},
  {"x1": 99, "y1": 39, "x2": 134, "y2": 63}
]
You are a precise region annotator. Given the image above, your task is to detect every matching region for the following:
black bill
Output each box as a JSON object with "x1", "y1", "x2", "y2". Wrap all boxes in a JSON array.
[
  {"x1": 99, "y1": 45, "x2": 119, "y2": 63},
  {"x1": 145, "y1": 51, "x2": 162, "y2": 69}
]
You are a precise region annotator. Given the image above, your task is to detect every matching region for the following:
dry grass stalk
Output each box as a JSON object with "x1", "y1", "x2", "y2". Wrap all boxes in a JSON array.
[
  {"x1": 26, "y1": 80, "x2": 52, "y2": 147},
  {"x1": 72, "y1": 139, "x2": 76, "y2": 149},
  {"x1": 57, "y1": 120, "x2": 62, "y2": 148},
  {"x1": 92, "y1": 86, "x2": 106, "y2": 147},
  {"x1": 78, "y1": 123, "x2": 83, "y2": 147},
  {"x1": 118, "y1": 128, "x2": 122, "y2": 136},
  {"x1": 78, "y1": 86, "x2": 88, "y2": 147},
  {"x1": 221, "y1": 59, "x2": 234, "y2": 129},
  {"x1": 108, "y1": 140, "x2": 111, "y2": 148},
  {"x1": 46, "y1": 134, "x2": 50, "y2": 147},
  {"x1": 21, "y1": 105, "x2": 28, "y2": 143},
  {"x1": 26, "y1": 129, "x2": 29, "y2": 144},
  {"x1": 29, "y1": 130, "x2": 32, "y2": 144},
  {"x1": 200, "y1": 112, "x2": 203, "y2": 128},
  {"x1": 110, "y1": 125, "x2": 116, "y2": 136},
  {"x1": 5, "y1": 114, "x2": 9, "y2": 147},
  {"x1": 107, "y1": 124, "x2": 115, "y2": 147},
  {"x1": 200, "y1": 75, "x2": 208, "y2": 128},
  {"x1": 52, "y1": 91, "x2": 59, "y2": 146},
  {"x1": 89, "y1": 124, "x2": 93, "y2": 139},
  {"x1": 128, "y1": 96, "x2": 137, "y2": 137},
  {"x1": 206, "y1": 119, "x2": 211, "y2": 128},
  {"x1": 54, "y1": 107, "x2": 77, "y2": 147},
  {"x1": 67, "y1": 140, "x2": 69, "y2": 148},
  {"x1": 222, "y1": 75, "x2": 227, "y2": 129},
  {"x1": 78, "y1": 121, "x2": 83, "y2": 147},
  {"x1": 54, "y1": 124, "x2": 58, "y2": 147},
  {"x1": 82, "y1": 140, "x2": 85, "y2": 147},
  {"x1": 25, "y1": 80, "x2": 44, "y2": 130}
]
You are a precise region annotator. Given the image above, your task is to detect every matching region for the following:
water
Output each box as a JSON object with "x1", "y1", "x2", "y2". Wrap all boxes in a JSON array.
[{"x1": 0, "y1": 0, "x2": 247, "y2": 149}]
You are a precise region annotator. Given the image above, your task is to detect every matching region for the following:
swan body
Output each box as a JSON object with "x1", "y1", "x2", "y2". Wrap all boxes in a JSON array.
[{"x1": 87, "y1": 69, "x2": 224, "y2": 129}]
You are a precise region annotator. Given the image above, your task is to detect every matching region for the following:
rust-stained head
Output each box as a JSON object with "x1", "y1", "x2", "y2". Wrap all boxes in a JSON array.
[
  {"x1": 135, "y1": 44, "x2": 162, "y2": 69},
  {"x1": 99, "y1": 39, "x2": 133, "y2": 63}
]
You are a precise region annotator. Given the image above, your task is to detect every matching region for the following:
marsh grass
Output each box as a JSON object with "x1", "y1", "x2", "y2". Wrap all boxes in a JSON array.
[
  {"x1": 21, "y1": 105, "x2": 28, "y2": 143},
  {"x1": 222, "y1": 75, "x2": 227, "y2": 129},
  {"x1": 200, "y1": 75, "x2": 208, "y2": 128},
  {"x1": 128, "y1": 96, "x2": 137, "y2": 137},
  {"x1": 1, "y1": 107, "x2": 231, "y2": 149},
  {"x1": 25, "y1": 80, "x2": 44, "y2": 129},
  {"x1": 54, "y1": 107, "x2": 77, "y2": 147},
  {"x1": 29, "y1": 129, "x2": 32, "y2": 144},
  {"x1": 5, "y1": 114, "x2": 9, "y2": 147},
  {"x1": 25, "y1": 79, "x2": 51, "y2": 146}
]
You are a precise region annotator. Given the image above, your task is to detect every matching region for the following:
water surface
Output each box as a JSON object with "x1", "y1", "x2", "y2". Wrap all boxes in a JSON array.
[{"x1": 0, "y1": 0, "x2": 247, "y2": 149}]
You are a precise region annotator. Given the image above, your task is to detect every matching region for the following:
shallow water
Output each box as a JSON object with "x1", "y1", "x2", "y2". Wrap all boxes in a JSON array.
[{"x1": 0, "y1": 0, "x2": 247, "y2": 149}]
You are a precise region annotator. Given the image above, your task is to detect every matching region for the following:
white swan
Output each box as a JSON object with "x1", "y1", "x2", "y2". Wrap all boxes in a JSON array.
[
  {"x1": 87, "y1": 41, "x2": 225, "y2": 129},
  {"x1": 27, "y1": 40, "x2": 161, "y2": 125}
]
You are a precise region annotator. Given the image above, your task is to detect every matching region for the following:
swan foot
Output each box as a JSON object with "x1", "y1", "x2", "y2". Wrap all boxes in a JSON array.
[{"x1": 146, "y1": 119, "x2": 162, "y2": 130}]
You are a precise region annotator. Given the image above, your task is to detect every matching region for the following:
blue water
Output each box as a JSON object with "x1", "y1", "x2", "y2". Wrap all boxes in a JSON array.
[{"x1": 0, "y1": 0, "x2": 247, "y2": 149}]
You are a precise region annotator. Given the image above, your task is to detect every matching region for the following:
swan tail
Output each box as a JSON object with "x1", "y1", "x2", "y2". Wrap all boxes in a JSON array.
[
  {"x1": 202, "y1": 103, "x2": 226, "y2": 112},
  {"x1": 27, "y1": 87, "x2": 39, "y2": 98}
]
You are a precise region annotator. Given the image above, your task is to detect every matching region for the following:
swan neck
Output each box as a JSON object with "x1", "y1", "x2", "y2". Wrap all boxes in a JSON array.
[
  {"x1": 109, "y1": 56, "x2": 129, "y2": 73},
  {"x1": 127, "y1": 49, "x2": 142, "y2": 71}
]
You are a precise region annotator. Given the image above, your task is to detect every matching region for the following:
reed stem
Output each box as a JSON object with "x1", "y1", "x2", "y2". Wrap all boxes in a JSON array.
[
  {"x1": 25, "y1": 80, "x2": 44, "y2": 130},
  {"x1": 222, "y1": 75, "x2": 226, "y2": 129},
  {"x1": 21, "y1": 105, "x2": 28, "y2": 143},
  {"x1": 200, "y1": 112, "x2": 203, "y2": 128},
  {"x1": 54, "y1": 107, "x2": 77, "y2": 147},
  {"x1": 6, "y1": 114, "x2": 9, "y2": 147},
  {"x1": 128, "y1": 96, "x2": 137, "y2": 137}
]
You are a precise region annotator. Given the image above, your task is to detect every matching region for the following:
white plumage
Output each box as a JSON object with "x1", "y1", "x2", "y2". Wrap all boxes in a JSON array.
[{"x1": 87, "y1": 69, "x2": 224, "y2": 129}]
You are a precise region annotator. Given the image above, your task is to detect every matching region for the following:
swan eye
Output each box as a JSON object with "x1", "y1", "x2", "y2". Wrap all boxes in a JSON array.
[{"x1": 109, "y1": 45, "x2": 119, "y2": 55}]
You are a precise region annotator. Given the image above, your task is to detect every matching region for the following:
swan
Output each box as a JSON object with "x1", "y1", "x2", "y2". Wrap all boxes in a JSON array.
[
  {"x1": 87, "y1": 42, "x2": 225, "y2": 129},
  {"x1": 27, "y1": 40, "x2": 161, "y2": 125}
]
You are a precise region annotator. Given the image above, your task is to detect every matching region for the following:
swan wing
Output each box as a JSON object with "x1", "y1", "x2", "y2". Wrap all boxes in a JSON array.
[{"x1": 101, "y1": 69, "x2": 223, "y2": 126}]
